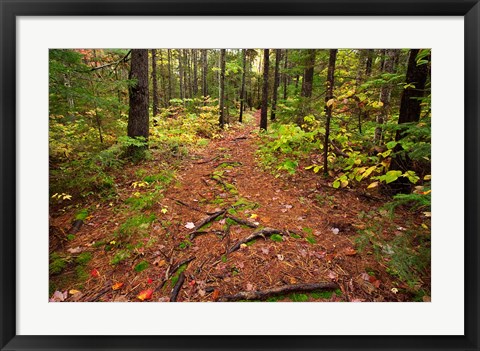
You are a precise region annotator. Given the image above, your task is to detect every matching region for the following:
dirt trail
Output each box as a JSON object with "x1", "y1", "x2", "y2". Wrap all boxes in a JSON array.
[{"x1": 50, "y1": 111, "x2": 416, "y2": 302}]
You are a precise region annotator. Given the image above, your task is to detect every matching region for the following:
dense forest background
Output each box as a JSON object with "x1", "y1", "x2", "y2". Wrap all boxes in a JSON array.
[{"x1": 49, "y1": 49, "x2": 431, "y2": 302}]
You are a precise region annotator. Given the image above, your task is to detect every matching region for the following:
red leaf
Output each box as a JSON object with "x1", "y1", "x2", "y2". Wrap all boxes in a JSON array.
[
  {"x1": 344, "y1": 248, "x2": 357, "y2": 256},
  {"x1": 212, "y1": 289, "x2": 220, "y2": 301},
  {"x1": 137, "y1": 288, "x2": 153, "y2": 301},
  {"x1": 147, "y1": 278, "x2": 153, "y2": 284},
  {"x1": 112, "y1": 282, "x2": 124, "y2": 290},
  {"x1": 90, "y1": 269, "x2": 100, "y2": 278}
]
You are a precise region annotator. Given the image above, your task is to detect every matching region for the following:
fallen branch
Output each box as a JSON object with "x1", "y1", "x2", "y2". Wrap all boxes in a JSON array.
[
  {"x1": 189, "y1": 210, "x2": 226, "y2": 239},
  {"x1": 232, "y1": 136, "x2": 248, "y2": 141},
  {"x1": 218, "y1": 282, "x2": 339, "y2": 302},
  {"x1": 170, "y1": 272, "x2": 185, "y2": 302},
  {"x1": 228, "y1": 228, "x2": 285, "y2": 253},
  {"x1": 171, "y1": 198, "x2": 205, "y2": 214},
  {"x1": 190, "y1": 230, "x2": 224, "y2": 240},
  {"x1": 194, "y1": 155, "x2": 220, "y2": 164},
  {"x1": 225, "y1": 214, "x2": 258, "y2": 228}
]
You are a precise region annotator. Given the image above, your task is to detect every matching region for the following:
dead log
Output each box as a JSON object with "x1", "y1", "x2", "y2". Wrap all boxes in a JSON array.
[
  {"x1": 228, "y1": 228, "x2": 285, "y2": 253},
  {"x1": 170, "y1": 272, "x2": 185, "y2": 302},
  {"x1": 225, "y1": 214, "x2": 258, "y2": 228},
  {"x1": 218, "y1": 282, "x2": 339, "y2": 302}
]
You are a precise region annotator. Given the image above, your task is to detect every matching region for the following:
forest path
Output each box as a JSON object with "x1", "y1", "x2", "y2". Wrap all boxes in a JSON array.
[{"x1": 50, "y1": 111, "x2": 407, "y2": 303}]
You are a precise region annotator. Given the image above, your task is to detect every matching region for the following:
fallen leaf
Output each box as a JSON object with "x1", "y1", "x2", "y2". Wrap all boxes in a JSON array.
[
  {"x1": 344, "y1": 247, "x2": 357, "y2": 256},
  {"x1": 277, "y1": 254, "x2": 284, "y2": 261},
  {"x1": 391, "y1": 287, "x2": 399, "y2": 294},
  {"x1": 360, "y1": 272, "x2": 370, "y2": 281},
  {"x1": 372, "y1": 279, "x2": 381, "y2": 288},
  {"x1": 246, "y1": 283, "x2": 254, "y2": 291},
  {"x1": 327, "y1": 271, "x2": 338, "y2": 280},
  {"x1": 198, "y1": 289, "x2": 206, "y2": 297},
  {"x1": 351, "y1": 298, "x2": 365, "y2": 302},
  {"x1": 67, "y1": 247, "x2": 82, "y2": 254},
  {"x1": 90, "y1": 269, "x2": 100, "y2": 278},
  {"x1": 50, "y1": 290, "x2": 67, "y2": 302},
  {"x1": 157, "y1": 296, "x2": 170, "y2": 302},
  {"x1": 153, "y1": 258, "x2": 166, "y2": 267},
  {"x1": 240, "y1": 243, "x2": 248, "y2": 249},
  {"x1": 249, "y1": 214, "x2": 258, "y2": 219},
  {"x1": 161, "y1": 207, "x2": 168, "y2": 214},
  {"x1": 331, "y1": 227, "x2": 340, "y2": 235},
  {"x1": 212, "y1": 289, "x2": 220, "y2": 300},
  {"x1": 69, "y1": 289, "x2": 81, "y2": 295},
  {"x1": 188, "y1": 280, "x2": 196, "y2": 287},
  {"x1": 423, "y1": 211, "x2": 431, "y2": 217},
  {"x1": 185, "y1": 222, "x2": 195, "y2": 229},
  {"x1": 147, "y1": 278, "x2": 153, "y2": 284},
  {"x1": 261, "y1": 247, "x2": 270, "y2": 255},
  {"x1": 423, "y1": 295, "x2": 431, "y2": 302},
  {"x1": 112, "y1": 282, "x2": 124, "y2": 290},
  {"x1": 285, "y1": 204, "x2": 293, "y2": 209},
  {"x1": 137, "y1": 288, "x2": 153, "y2": 301}
]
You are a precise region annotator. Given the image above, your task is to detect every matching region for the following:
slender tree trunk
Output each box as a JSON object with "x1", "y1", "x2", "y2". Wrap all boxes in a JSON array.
[
  {"x1": 260, "y1": 49, "x2": 269, "y2": 130},
  {"x1": 192, "y1": 49, "x2": 198, "y2": 97},
  {"x1": 158, "y1": 50, "x2": 168, "y2": 108},
  {"x1": 323, "y1": 49, "x2": 337, "y2": 175},
  {"x1": 239, "y1": 49, "x2": 247, "y2": 123},
  {"x1": 374, "y1": 49, "x2": 397, "y2": 143},
  {"x1": 365, "y1": 49, "x2": 374, "y2": 76},
  {"x1": 202, "y1": 49, "x2": 208, "y2": 102},
  {"x1": 167, "y1": 49, "x2": 173, "y2": 102},
  {"x1": 128, "y1": 49, "x2": 149, "y2": 155},
  {"x1": 283, "y1": 49, "x2": 288, "y2": 100},
  {"x1": 184, "y1": 50, "x2": 190, "y2": 99},
  {"x1": 219, "y1": 49, "x2": 226, "y2": 128},
  {"x1": 151, "y1": 49, "x2": 159, "y2": 117},
  {"x1": 271, "y1": 49, "x2": 281, "y2": 121},
  {"x1": 301, "y1": 49, "x2": 316, "y2": 98},
  {"x1": 178, "y1": 50, "x2": 184, "y2": 100},
  {"x1": 186, "y1": 50, "x2": 193, "y2": 99}
]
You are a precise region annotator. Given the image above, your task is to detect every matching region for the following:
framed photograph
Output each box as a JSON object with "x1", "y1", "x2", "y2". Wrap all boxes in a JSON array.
[{"x1": 1, "y1": 1, "x2": 479, "y2": 350}]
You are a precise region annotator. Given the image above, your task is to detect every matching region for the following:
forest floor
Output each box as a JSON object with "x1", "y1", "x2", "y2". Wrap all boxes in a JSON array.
[{"x1": 49, "y1": 111, "x2": 430, "y2": 302}]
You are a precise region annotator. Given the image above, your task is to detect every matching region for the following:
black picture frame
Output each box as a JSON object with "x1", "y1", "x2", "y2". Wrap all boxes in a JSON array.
[{"x1": 1, "y1": 1, "x2": 479, "y2": 350}]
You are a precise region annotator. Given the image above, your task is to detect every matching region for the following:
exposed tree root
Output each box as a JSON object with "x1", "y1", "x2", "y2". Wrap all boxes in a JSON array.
[
  {"x1": 218, "y1": 282, "x2": 339, "y2": 301},
  {"x1": 171, "y1": 198, "x2": 206, "y2": 214},
  {"x1": 190, "y1": 230, "x2": 224, "y2": 240},
  {"x1": 214, "y1": 161, "x2": 243, "y2": 168},
  {"x1": 189, "y1": 209, "x2": 226, "y2": 239},
  {"x1": 225, "y1": 214, "x2": 258, "y2": 228},
  {"x1": 156, "y1": 256, "x2": 195, "y2": 293},
  {"x1": 194, "y1": 155, "x2": 220, "y2": 164},
  {"x1": 228, "y1": 228, "x2": 285, "y2": 253},
  {"x1": 170, "y1": 272, "x2": 185, "y2": 302}
]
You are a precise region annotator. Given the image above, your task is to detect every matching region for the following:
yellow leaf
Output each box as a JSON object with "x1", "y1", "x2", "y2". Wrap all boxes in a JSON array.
[
  {"x1": 326, "y1": 98, "x2": 335, "y2": 108},
  {"x1": 423, "y1": 212, "x2": 431, "y2": 217},
  {"x1": 161, "y1": 208, "x2": 168, "y2": 214},
  {"x1": 421, "y1": 223, "x2": 429, "y2": 229},
  {"x1": 424, "y1": 174, "x2": 431, "y2": 180},
  {"x1": 250, "y1": 214, "x2": 258, "y2": 219},
  {"x1": 112, "y1": 282, "x2": 124, "y2": 291},
  {"x1": 109, "y1": 240, "x2": 116, "y2": 245},
  {"x1": 367, "y1": 181, "x2": 379, "y2": 189},
  {"x1": 69, "y1": 289, "x2": 81, "y2": 295},
  {"x1": 62, "y1": 194, "x2": 72, "y2": 200}
]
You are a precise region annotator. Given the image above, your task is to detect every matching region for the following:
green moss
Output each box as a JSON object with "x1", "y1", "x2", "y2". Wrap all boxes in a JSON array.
[
  {"x1": 134, "y1": 260, "x2": 149, "y2": 272},
  {"x1": 49, "y1": 253, "x2": 67, "y2": 275},
  {"x1": 270, "y1": 234, "x2": 283, "y2": 242},
  {"x1": 75, "y1": 252, "x2": 92, "y2": 265},
  {"x1": 290, "y1": 293, "x2": 309, "y2": 302},
  {"x1": 75, "y1": 265, "x2": 89, "y2": 281}
]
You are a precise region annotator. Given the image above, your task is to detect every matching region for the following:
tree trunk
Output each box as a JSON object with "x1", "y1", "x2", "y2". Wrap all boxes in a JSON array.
[
  {"x1": 260, "y1": 49, "x2": 269, "y2": 130},
  {"x1": 270, "y1": 49, "x2": 281, "y2": 121},
  {"x1": 167, "y1": 49, "x2": 173, "y2": 103},
  {"x1": 239, "y1": 49, "x2": 247, "y2": 123},
  {"x1": 151, "y1": 49, "x2": 159, "y2": 117},
  {"x1": 219, "y1": 49, "x2": 226, "y2": 128},
  {"x1": 283, "y1": 49, "x2": 288, "y2": 100},
  {"x1": 365, "y1": 49, "x2": 374, "y2": 76},
  {"x1": 178, "y1": 50, "x2": 184, "y2": 100},
  {"x1": 301, "y1": 49, "x2": 316, "y2": 98},
  {"x1": 202, "y1": 49, "x2": 208, "y2": 101},
  {"x1": 186, "y1": 50, "x2": 193, "y2": 99},
  {"x1": 323, "y1": 49, "x2": 337, "y2": 175},
  {"x1": 127, "y1": 49, "x2": 149, "y2": 156},
  {"x1": 192, "y1": 49, "x2": 198, "y2": 96},
  {"x1": 374, "y1": 49, "x2": 397, "y2": 143}
]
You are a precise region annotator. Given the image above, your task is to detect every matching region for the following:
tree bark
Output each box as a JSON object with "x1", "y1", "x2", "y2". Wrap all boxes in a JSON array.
[
  {"x1": 239, "y1": 49, "x2": 247, "y2": 123},
  {"x1": 151, "y1": 49, "x2": 159, "y2": 117},
  {"x1": 365, "y1": 49, "x2": 374, "y2": 76},
  {"x1": 202, "y1": 49, "x2": 208, "y2": 101},
  {"x1": 260, "y1": 49, "x2": 269, "y2": 130},
  {"x1": 301, "y1": 49, "x2": 316, "y2": 98},
  {"x1": 374, "y1": 49, "x2": 397, "y2": 143},
  {"x1": 178, "y1": 49, "x2": 184, "y2": 100},
  {"x1": 127, "y1": 49, "x2": 149, "y2": 155},
  {"x1": 219, "y1": 49, "x2": 226, "y2": 128},
  {"x1": 283, "y1": 49, "x2": 288, "y2": 100},
  {"x1": 270, "y1": 49, "x2": 281, "y2": 121},
  {"x1": 323, "y1": 49, "x2": 337, "y2": 175},
  {"x1": 167, "y1": 49, "x2": 173, "y2": 103},
  {"x1": 192, "y1": 49, "x2": 198, "y2": 96}
]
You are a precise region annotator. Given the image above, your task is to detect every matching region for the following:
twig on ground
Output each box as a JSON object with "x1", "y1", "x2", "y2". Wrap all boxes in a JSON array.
[{"x1": 194, "y1": 155, "x2": 220, "y2": 164}]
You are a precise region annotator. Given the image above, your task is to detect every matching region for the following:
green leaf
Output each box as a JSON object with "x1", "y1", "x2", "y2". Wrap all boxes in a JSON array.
[
  {"x1": 386, "y1": 141, "x2": 398, "y2": 150},
  {"x1": 367, "y1": 181, "x2": 379, "y2": 189},
  {"x1": 361, "y1": 165, "x2": 377, "y2": 179},
  {"x1": 385, "y1": 170, "x2": 402, "y2": 184},
  {"x1": 134, "y1": 261, "x2": 149, "y2": 272},
  {"x1": 332, "y1": 180, "x2": 340, "y2": 189}
]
